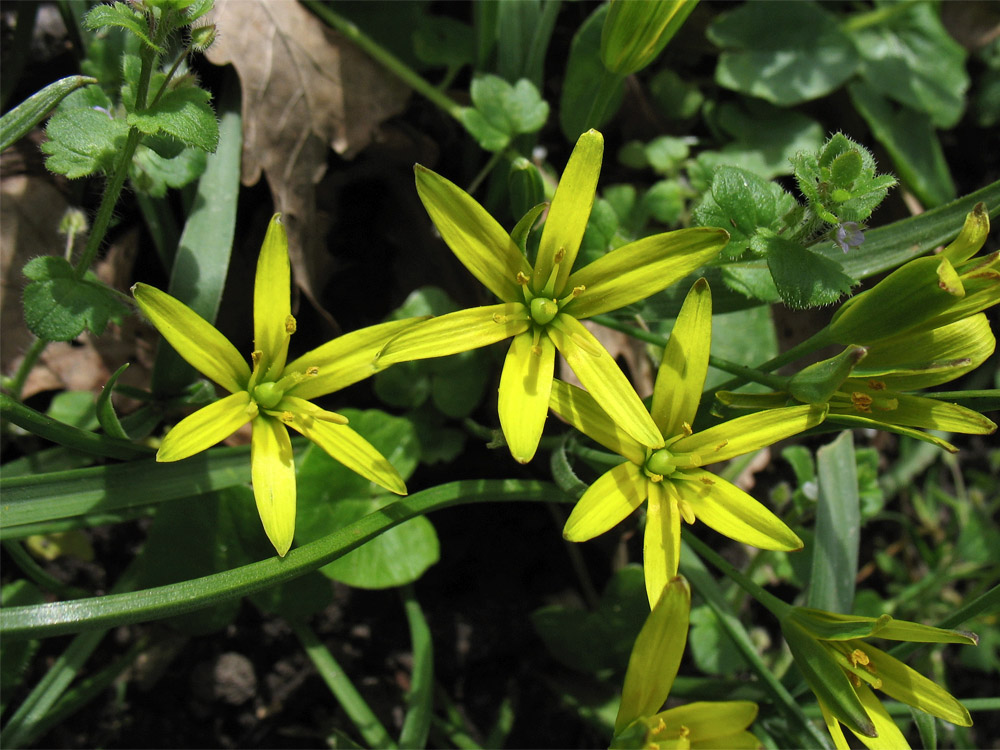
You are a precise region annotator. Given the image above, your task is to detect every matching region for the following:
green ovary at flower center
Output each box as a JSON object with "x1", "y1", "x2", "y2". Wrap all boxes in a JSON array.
[
  {"x1": 645, "y1": 448, "x2": 678, "y2": 478},
  {"x1": 529, "y1": 297, "x2": 559, "y2": 325},
  {"x1": 253, "y1": 381, "x2": 285, "y2": 409}
]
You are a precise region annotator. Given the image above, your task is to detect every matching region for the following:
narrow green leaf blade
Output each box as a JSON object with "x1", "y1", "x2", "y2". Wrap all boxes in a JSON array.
[{"x1": 809, "y1": 431, "x2": 861, "y2": 614}]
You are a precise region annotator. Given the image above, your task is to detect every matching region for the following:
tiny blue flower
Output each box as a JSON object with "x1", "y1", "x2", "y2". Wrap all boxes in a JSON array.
[{"x1": 835, "y1": 222, "x2": 865, "y2": 253}]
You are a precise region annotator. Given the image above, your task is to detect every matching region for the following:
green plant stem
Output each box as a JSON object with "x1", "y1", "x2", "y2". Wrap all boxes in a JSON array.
[
  {"x1": 679, "y1": 536, "x2": 831, "y2": 748},
  {"x1": 802, "y1": 697, "x2": 1000, "y2": 718},
  {"x1": 681, "y1": 529, "x2": 791, "y2": 620},
  {"x1": 291, "y1": 619, "x2": 397, "y2": 749},
  {"x1": 0, "y1": 562, "x2": 140, "y2": 748},
  {"x1": 24, "y1": 636, "x2": 148, "y2": 746},
  {"x1": 466, "y1": 149, "x2": 505, "y2": 195},
  {"x1": 841, "y1": 0, "x2": 922, "y2": 32},
  {"x1": 1, "y1": 541, "x2": 90, "y2": 600},
  {"x1": 71, "y1": 127, "x2": 143, "y2": 279},
  {"x1": 589, "y1": 314, "x2": 790, "y2": 390},
  {"x1": 889, "y1": 584, "x2": 1000, "y2": 661},
  {"x1": 6, "y1": 337, "x2": 48, "y2": 400},
  {"x1": 303, "y1": 1, "x2": 464, "y2": 123},
  {"x1": 399, "y1": 585, "x2": 434, "y2": 750},
  {"x1": 712, "y1": 328, "x2": 833, "y2": 394},
  {"x1": 0, "y1": 480, "x2": 569, "y2": 639}
]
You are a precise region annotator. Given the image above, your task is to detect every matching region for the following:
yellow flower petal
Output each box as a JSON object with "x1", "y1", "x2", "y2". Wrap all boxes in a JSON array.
[
  {"x1": 157, "y1": 391, "x2": 255, "y2": 462},
  {"x1": 848, "y1": 388, "x2": 996, "y2": 435},
  {"x1": 564, "y1": 461, "x2": 648, "y2": 541},
  {"x1": 654, "y1": 701, "x2": 758, "y2": 744},
  {"x1": 251, "y1": 414, "x2": 297, "y2": 556},
  {"x1": 549, "y1": 379, "x2": 647, "y2": 465},
  {"x1": 615, "y1": 576, "x2": 691, "y2": 733},
  {"x1": 651, "y1": 278, "x2": 712, "y2": 438},
  {"x1": 133, "y1": 282, "x2": 250, "y2": 393},
  {"x1": 254, "y1": 214, "x2": 292, "y2": 380},
  {"x1": 846, "y1": 684, "x2": 911, "y2": 750},
  {"x1": 861, "y1": 643, "x2": 972, "y2": 727},
  {"x1": 565, "y1": 229, "x2": 728, "y2": 320},
  {"x1": 285, "y1": 318, "x2": 425, "y2": 400},
  {"x1": 415, "y1": 165, "x2": 532, "y2": 302},
  {"x1": 856, "y1": 313, "x2": 995, "y2": 390},
  {"x1": 673, "y1": 404, "x2": 827, "y2": 465},
  {"x1": 673, "y1": 469, "x2": 803, "y2": 551},
  {"x1": 285, "y1": 408, "x2": 406, "y2": 496},
  {"x1": 643, "y1": 481, "x2": 681, "y2": 606},
  {"x1": 690, "y1": 729, "x2": 762, "y2": 750},
  {"x1": 818, "y1": 700, "x2": 853, "y2": 750},
  {"x1": 374, "y1": 303, "x2": 530, "y2": 368},
  {"x1": 533, "y1": 130, "x2": 603, "y2": 295},
  {"x1": 498, "y1": 331, "x2": 555, "y2": 463},
  {"x1": 548, "y1": 314, "x2": 663, "y2": 448}
]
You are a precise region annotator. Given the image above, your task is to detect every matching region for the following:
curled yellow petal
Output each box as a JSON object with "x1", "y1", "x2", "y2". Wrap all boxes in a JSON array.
[
  {"x1": 674, "y1": 469, "x2": 803, "y2": 551},
  {"x1": 375, "y1": 303, "x2": 529, "y2": 368},
  {"x1": 157, "y1": 391, "x2": 255, "y2": 462},
  {"x1": 498, "y1": 332, "x2": 555, "y2": 463},
  {"x1": 133, "y1": 283, "x2": 249, "y2": 393},
  {"x1": 564, "y1": 461, "x2": 648, "y2": 542},
  {"x1": 251, "y1": 414, "x2": 297, "y2": 557},
  {"x1": 254, "y1": 214, "x2": 292, "y2": 381},
  {"x1": 287, "y1": 411, "x2": 406, "y2": 496},
  {"x1": 548, "y1": 314, "x2": 664, "y2": 449},
  {"x1": 549, "y1": 379, "x2": 647, "y2": 465},
  {"x1": 651, "y1": 278, "x2": 712, "y2": 438}
]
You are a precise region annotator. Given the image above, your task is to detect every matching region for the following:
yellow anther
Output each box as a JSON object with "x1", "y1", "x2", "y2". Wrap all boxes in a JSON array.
[
  {"x1": 531, "y1": 345, "x2": 542, "y2": 356},
  {"x1": 681, "y1": 421, "x2": 693, "y2": 436},
  {"x1": 852, "y1": 392, "x2": 873, "y2": 412},
  {"x1": 554, "y1": 247, "x2": 566, "y2": 263},
  {"x1": 285, "y1": 314, "x2": 297, "y2": 334},
  {"x1": 848, "y1": 673, "x2": 862, "y2": 687},
  {"x1": 699, "y1": 476, "x2": 714, "y2": 485},
  {"x1": 516, "y1": 271, "x2": 531, "y2": 285},
  {"x1": 306, "y1": 366, "x2": 319, "y2": 376},
  {"x1": 850, "y1": 648, "x2": 870, "y2": 667},
  {"x1": 251, "y1": 350, "x2": 264, "y2": 367},
  {"x1": 280, "y1": 411, "x2": 294, "y2": 423},
  {"x1": 653, "y1": 717, "x2": 667, "y2": 734},
  {"x1": 868, "y1": 379, "x2": 886, "y2": 391},
  {"x1": 648, "y1": 472, "x2": 663, "y2": 483},
  {"x1": 493, "y1": 313, "x2": 507, "y2": 324},
  {"x1": 571, "y1": 285, "x2": 585, "y2": 297},
  {"x1": 678, "y1": 726, "x2": 690, "y2": 739},
  {"x1": 713, "y1": 440, "x2": 729, "y2": 452}
]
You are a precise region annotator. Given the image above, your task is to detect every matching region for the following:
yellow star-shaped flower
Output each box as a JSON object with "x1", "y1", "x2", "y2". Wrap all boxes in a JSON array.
[{"x1": 133, "y1": 214, "x2": 411, "y2": 556}]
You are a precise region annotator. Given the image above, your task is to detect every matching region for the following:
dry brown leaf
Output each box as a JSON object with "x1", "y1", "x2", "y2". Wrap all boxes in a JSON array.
[{"x1": 205, "y1": 0, "x2": 410, "y2": 323}]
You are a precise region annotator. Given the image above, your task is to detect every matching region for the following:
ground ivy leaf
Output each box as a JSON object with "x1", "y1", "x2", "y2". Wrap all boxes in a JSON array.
[
  {"x1": 22, "y1": 257, "x2": 129, "y2": 340},
  {"x1": 130, "y1": 144, "x2": 207, "y2": 197},
  {"x1": 83, "y1": 2, "x2": 161, "y2": 51},
  {"x1": 761, "y1": 235, "x2": 855, "y2": 308},
  {"x1": 127, "y1": 84, "x2": 219, "y2": 152},
  {"x1": 295, "y1": 409, "x2": 434, "y2": 589},
  {"x1": 710, "y1": 99, "x2": 824, "y2": 179},
  {"x1": 708, "y1": 0, "x2": 859, "y2": 105},
  {"x1": 854, "y1": 2, "x2": 968, "y2": 129},
  {"x1": 41, "y1": 96, "x2": 129, "y2": 178},
  {"x1": 531, "y1": 565, "x2": 648, "y2": 674},
  {"x1": 462, "y1": 75, "x2": 549, "y2": 152},
  {"x1": 848, "y1": 81, "x2": 955, "y2": 207}
]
